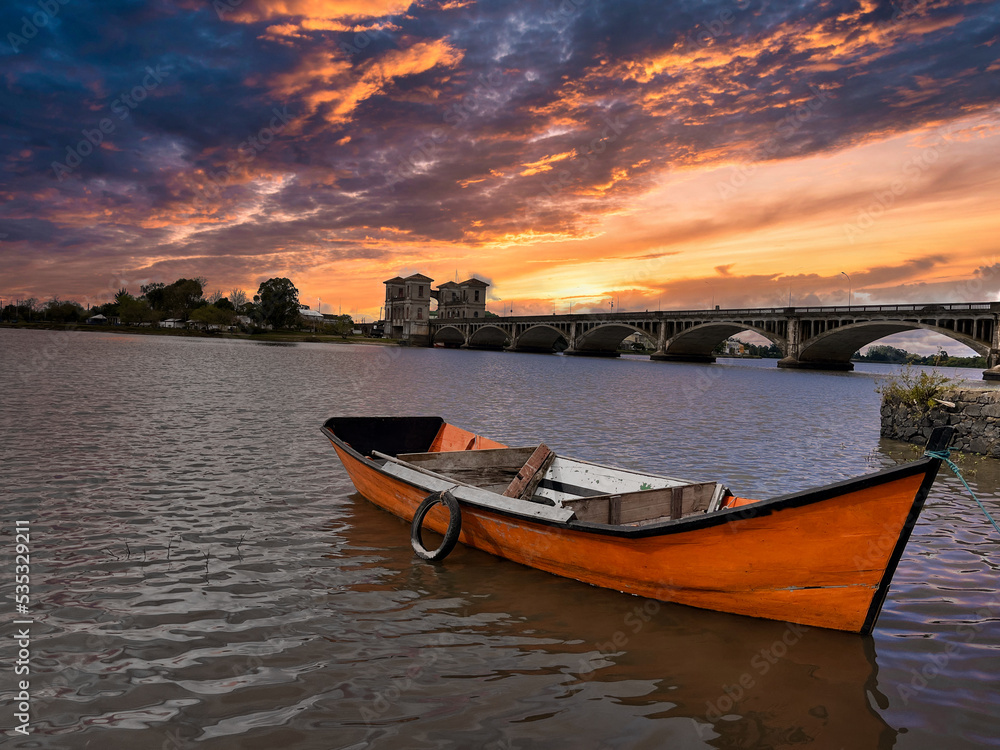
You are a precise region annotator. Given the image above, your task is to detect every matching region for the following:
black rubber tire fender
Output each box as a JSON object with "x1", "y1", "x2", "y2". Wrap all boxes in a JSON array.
[{"x1": 410, "y1": 491, "x2": 462, "y2": 561}]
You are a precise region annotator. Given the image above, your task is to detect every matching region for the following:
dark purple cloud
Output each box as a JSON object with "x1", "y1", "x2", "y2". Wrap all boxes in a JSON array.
[{"x1": 1, "y1": 0, "x2": 999, "y2": 299}]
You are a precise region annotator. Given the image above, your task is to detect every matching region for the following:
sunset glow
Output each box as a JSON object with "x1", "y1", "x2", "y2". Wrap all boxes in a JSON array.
[{"x1": 2, "y1": 0, "x2": 999, "y2": 331}]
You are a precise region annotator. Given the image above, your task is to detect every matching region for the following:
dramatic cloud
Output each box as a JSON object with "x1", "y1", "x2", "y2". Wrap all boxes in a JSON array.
[{"x1": 1, "y1": 0, "x2": 999, "y2": 319}]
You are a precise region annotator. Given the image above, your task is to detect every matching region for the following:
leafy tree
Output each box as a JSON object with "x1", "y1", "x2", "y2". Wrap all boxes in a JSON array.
[
  {"x1": 15, "y1": 298, "x2": 39, "y2": 321},
  {"x1": 118, "y1": 295, "x2": 159, "y2": 325},
  {"x1": 44, "y1": 298, "x2": 85, "y2": 323},
  {"x1": 215, "y1": 297, "x2": 235, "y2": 311},
  {"x1": 163, "y1": 278, "x2": 205, "y2": 319},
  {"x1": 141, "y1": 282, "x2": 166, "y2": 311},
  {"x1": 324, "y1": 314, "x2": 354, "y2": 338},
  {"x1": 253, "y1": 277, "x2": 300, "y2": 328},
  {"x1": 854, "y1": 345, "x2": 909, "y2": 364},
  {"x1": 190, "y1": 304, "x2": 235, "y2": 327}
]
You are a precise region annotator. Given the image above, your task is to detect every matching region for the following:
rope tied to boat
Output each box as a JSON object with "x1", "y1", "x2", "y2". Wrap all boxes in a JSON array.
[{"x1": 924, "y1": 448, "x2": 1000, "y2": 535}]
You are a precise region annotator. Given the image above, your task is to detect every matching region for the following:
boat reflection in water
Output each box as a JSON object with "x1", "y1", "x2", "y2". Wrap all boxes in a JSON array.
[{"x1": 331, "y1": 496, "x2": 897, "y2": 749}]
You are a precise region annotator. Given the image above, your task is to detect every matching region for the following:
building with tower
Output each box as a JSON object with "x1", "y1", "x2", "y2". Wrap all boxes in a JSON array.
[{"x1": 383, "y1": 273, "x2": 489, "y2": 344}]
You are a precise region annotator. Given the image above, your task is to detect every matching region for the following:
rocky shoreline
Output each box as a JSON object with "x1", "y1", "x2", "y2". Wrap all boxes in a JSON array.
[{"x1": 881, "y1": 389, "x2": 1000, "y2": 457}]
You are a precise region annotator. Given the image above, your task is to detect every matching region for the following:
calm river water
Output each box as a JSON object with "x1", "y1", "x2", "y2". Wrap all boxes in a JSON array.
[{"x1": 2, "y1": 328, "x2": 998, "y2": 749}]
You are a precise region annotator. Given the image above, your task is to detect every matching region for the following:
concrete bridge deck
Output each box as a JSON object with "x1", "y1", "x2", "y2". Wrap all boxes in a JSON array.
[{"x1": 428, "y1": 302, "x2": 1000, "y2": 380}]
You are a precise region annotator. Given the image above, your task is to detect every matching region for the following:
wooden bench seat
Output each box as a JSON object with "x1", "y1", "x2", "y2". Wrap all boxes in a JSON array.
[{"x1": 561, "y1": 482, "x2": 721, "y2": 524}]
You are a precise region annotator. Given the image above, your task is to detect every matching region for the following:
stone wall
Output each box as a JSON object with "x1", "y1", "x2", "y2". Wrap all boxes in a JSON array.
[{"x1": 880, "y1": 389, "x2": 1000, "y2": 457}]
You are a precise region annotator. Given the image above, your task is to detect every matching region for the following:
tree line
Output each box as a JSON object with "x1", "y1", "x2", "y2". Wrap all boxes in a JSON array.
[
  {"x1": 711, "y1": 339, "x2": 985, "y2": 366},
  {"x1": 1, "y1": 277, "x2": 354, "y2": 332},
  {"x1": 711, "y1": 339, "x2": 784, "y2": 357},
  {"x1": 851, "y1": 344, "x2": 986, "y2": 368}
]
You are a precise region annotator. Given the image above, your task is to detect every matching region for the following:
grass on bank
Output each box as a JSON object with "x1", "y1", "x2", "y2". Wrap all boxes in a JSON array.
[
  {"x1": 0, "y1": 321, "x2": 398, "y2": 346},
  {"x1": 876, "y1": 365, "x2": 956, "y2": 410}
]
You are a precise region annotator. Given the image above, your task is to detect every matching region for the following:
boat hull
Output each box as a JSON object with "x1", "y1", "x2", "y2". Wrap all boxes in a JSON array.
[{"x1": 330, "y1": 436, "x2": 942, "y2": 634}]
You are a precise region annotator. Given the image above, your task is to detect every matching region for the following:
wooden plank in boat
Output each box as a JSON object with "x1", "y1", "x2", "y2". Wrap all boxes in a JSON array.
[
  {"x1": 503, "y1": 444, "x2": 555, "y2": 499},
  {"x1": 544, "y1": 456, "x2": 690, "y2": 495},
  {"x1": 562, "y1": 482, "x2": 718, "y2": 524},
  {"x1": 379, "y1": 460, "x2": 457, "y2": 492},
  {"x1": 533, "y1": 485, "x2": 582, "y2": 505},
  {"x1": 446, "y1": 467, "x2": 520, "y2": 488},
  {"x1": 398, "y1": 446, "x2": 538, "y2": 469},
  {"x1": 451, "y1": 485, "x2": 576, "y2": 524},
  {"x1": 377, "y1": 455, "x2": 576, "y2": 524}
]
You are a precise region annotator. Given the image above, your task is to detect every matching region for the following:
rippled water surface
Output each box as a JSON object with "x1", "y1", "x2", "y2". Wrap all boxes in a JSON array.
[{"x1": 2, "y1": 328, "x2": 998, "y2": 749}]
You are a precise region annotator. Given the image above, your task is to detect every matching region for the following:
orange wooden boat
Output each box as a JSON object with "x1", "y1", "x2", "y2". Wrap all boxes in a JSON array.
[{"x1": 322, "y1": 416, "x2": 953, "y2": 634}]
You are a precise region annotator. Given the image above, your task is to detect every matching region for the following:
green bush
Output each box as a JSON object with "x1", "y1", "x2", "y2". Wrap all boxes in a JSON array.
[{"x1": 877, "y1": 366, "x2": 955, "y2": 410}]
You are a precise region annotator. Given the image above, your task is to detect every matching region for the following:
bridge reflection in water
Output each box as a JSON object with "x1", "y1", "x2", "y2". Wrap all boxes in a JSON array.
[{"x1": 429, "y1": 302, "x2": 1000, "y2": 380}]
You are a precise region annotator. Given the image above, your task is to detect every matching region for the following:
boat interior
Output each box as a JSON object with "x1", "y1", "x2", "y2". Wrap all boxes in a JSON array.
[{"x1": 326, "y1": 416, "x2": 751, "y2": 525}]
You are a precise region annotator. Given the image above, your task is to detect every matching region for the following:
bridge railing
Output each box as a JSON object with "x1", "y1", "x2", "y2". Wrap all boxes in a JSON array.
[
  {"x1": 430, "y1": 301, "x2": 995, "y2": 323},
  {"x1": 791, "y1": 302, "x2": 994, "y2": 314}
]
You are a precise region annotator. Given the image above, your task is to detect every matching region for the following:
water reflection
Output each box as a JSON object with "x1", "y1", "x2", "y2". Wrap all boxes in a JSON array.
[{"x1": 334, "y1": 496, "x2": 898, "y2": 750}]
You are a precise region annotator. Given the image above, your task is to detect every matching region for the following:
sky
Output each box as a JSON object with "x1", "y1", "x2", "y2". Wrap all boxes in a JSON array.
[{"x1": 2, "y1": 0, "x2": 1000, "y2": 352}]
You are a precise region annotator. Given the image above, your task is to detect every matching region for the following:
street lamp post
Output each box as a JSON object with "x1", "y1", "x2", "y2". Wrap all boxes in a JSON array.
[{"x1": 840, "y1": 271, "x2": 851, "y2": 308}]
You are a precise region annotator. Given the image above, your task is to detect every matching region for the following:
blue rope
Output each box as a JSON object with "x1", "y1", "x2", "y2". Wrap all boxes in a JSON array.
[{"x1": 925, "y1": 449, "x2": 1000, "y2": 535}]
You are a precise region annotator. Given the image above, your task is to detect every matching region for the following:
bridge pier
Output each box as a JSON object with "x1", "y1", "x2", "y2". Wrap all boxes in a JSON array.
[
  {"x1": 650, "y1": 353, "x2": 716, "y2": 364},
  {"x1": 563, "y1": 349, "x2": 620, "y2": 358},
  {"x1": 506, "y1": 345, "x2": 561, "y2": 354},
  {"x1": 985, "y1": 346, "x2": 1000, "y2": 380},
  {"x1": 777, "y1": 357, "x2": 854, "y2": 372},
  {"x1": 988, "y1": 335, "x2": 1000, "y2": 379}
]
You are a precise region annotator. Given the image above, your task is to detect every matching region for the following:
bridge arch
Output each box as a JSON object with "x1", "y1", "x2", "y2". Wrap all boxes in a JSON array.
[
  {"x1": 432, "y1": 325, "x2": 466, "y2": 347},
  {"x1": 571, "y1": 323, "x2": 654, "y2": 356},
  {"x1": 795, "y1": 321, "x2": 990, "y2": 368},
  {"x1": 467, "y1": 324, "x2": 511, "y2": 349},
  {"x1": 511, "y1": 324, "x2": 569, "y2": 353},
  {"x1": 658, "y1": 322, "x2": 786, "y2": 362}
]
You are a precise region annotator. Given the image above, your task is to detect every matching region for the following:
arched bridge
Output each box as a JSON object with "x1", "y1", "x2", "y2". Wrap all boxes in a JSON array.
[{"x1": 428, "y1": 302, "x2": 1000, "y2": 380}]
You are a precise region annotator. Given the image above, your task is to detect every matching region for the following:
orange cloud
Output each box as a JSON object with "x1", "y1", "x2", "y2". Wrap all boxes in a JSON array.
[
  {"x1": 221, "y1": 0, "x2": 411, "y2": 24},
  {"x1": 266, "y1": 38, "x2": 463, "y2": 126},
  {"x1": 519, "y1": 151, "x2": 574, "y2": 176}
]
